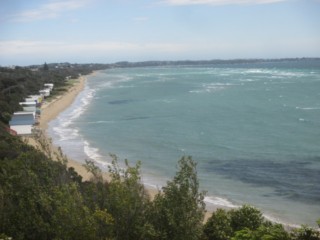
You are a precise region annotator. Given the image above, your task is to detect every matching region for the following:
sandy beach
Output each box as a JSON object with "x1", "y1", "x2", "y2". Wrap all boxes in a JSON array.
[
  {"x1": 26, "y1": 73, "x2": 160, "y2": 191},
  {"x1": 26, "y1": 74, "x2": 99, "y2": 182},
  {"x1": 24, "y1": 72, "x2": 212, "y2": 219}
]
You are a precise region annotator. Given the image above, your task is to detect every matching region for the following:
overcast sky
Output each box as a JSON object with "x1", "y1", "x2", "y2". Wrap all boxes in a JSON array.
[{"x1": 0, "y1": 0, "x2": 319, "y2": 65}]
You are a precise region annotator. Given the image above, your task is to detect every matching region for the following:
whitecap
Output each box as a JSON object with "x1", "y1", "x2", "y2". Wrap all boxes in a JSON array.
[
  {"x1": 205, "y1": 197, "x2": 301, "y2": 228},
  {"x1": 52, "y1": 126, "x2": 79, "y2": 141},
  {"x1": 87, "y1": 120, "x2": 115, "y2": 124},
  {"x1": 190, "y1": 82, "x2": 235, "y2": 94},
  {"x1": 204, "y1": 196, "x2": 238, "y2": 209},
  {"x1": 245, "y1": 69, "x2": 265, "y2": 74},
  {"x1": 83, "y1": 140, "x2": 111, "y2": 170},
  {"x1": 296, "y1": 106, "x2": 320, "y2": 110},
  {"x1": 95, "y1": 75, "x2": 133, "y2": 90},
  {"x1": 48, "y1": 84, "x2": 96, "y2": 155},
  {"x1": 189, "y1": 90, "x2": 204, "y2": 94},
  {"x1": 263, "y1": 214, "x2": 301, "y2": 229},
  {"x1": 84, "y1": 140, "x2": 103, "y2": 161},
  {"x1": 161, "y1": 98, "x2": 175, "y2": 103},
  {"x1": 60, "y1": 87, "x2": 95, "y2": 127},
  {"x1": 239, "y1": 79, "x2": 255, "y2": 82}
]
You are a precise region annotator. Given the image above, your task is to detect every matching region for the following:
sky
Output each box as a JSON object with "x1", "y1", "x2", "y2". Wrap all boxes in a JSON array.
[{"x1": 0, "y1": 0, "x2": 320, "y2": 66}]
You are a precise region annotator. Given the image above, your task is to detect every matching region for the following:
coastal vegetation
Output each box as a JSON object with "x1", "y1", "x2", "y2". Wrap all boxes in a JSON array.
[
  {"x1": 0, "y1": 63, "x2": 109, "y2": 125},
  {"x1": 0, "y1": 63, "x2": 319, "y2": 239}
]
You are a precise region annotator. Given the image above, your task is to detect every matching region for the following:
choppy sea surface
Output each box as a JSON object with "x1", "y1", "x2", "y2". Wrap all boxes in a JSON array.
[{"x1": 48, "y1": 60, "x2": 320, "y2": 227}]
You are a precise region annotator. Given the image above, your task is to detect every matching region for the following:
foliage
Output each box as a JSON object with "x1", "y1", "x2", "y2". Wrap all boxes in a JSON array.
[
  {"x1": 229, "y1": 205, "x2": 264, "y2": 232},
  {"x1": 149, "y1": 156, "x2": 206, "y2": 240},
  {"x1": 290, "y1": 225, "x2": 320, "y2": 240},
  {"x1": 0, "y1": 132, "x2": 100, "y2": 239},
  {"x1": 203, "y1": 208, "x2": 233, "y2": 240},
  {"x1": 0, "y1": 233, "x2": 12, "y2": 240},
  {"x1": 84, "y1": 159, "x2": 103, "y2": 182},
  {"x1": 0, "y1": 116, "x2": 319, "y2": 239},
  {"x1": 43, "y1": 62, "x2": 49, "y2": 71},
  {"x1": 0, "y1": 63, "x2": 109, "y2": 125},
  {"x1": 204, "y1": 206, "x2": 292, "y2": 240},
  {"x1": 106, "y1": 154, "x2": 151, "y2": 240}
]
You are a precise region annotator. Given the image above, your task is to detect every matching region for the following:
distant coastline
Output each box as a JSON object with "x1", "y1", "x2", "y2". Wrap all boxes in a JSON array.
[
  {"x1": 3, "y1": 57, "x2": 319, "y2": 69},
  {"x1": 111, "y1": 57, "x2": 320, "y2": 68}
]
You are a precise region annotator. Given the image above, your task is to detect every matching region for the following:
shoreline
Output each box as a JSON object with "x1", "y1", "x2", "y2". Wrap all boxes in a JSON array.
[
  {"x1": 24, "y1": 72, "x2": 303, "y2": 227},
  {"x1": 26, "y1": 74, "x2": 100, "y2": 182},
  {"x1": 26, "y1": 72, "x2": 162, "y2": 196},
  {"x1": 27, "y1": 72, "x2": 212, "y2": 220}
]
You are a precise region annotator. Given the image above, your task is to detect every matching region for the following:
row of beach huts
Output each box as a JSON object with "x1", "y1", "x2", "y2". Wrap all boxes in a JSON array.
[{"x1": 8, "y1": 83, "x2": 54, "y2": 136}]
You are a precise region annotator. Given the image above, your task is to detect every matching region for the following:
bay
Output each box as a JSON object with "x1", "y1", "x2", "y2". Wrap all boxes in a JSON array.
[{"x1": 49, "y1": 59, "x2": 320, "y2": 226}]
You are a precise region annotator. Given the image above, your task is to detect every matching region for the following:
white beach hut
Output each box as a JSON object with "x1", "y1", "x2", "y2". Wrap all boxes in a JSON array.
[
  {"x1": 39, "y1": 89, "x2": 51, "y2": 97},
  {"x1": 10, "y1": 125, "x2": 33, "y2": 136},
  {"x1": 9, "y1": 111, "x2": 36, "y2": 136},
  {"x1": 20, "y1": 101, "x2": 37, "y2": 112},
  {"x1": 44, "y1": 83, "x2": 54, "y2": 91}
]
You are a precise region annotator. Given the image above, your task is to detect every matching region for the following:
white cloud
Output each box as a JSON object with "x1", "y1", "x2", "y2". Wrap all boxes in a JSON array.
[
  {"x1": 0, "y1": 40, "x2": 194, "y2": 64},
  {"x1": 1, "y1": 38, "x2": 318, "y2": 65},
  {"x1": 9, "y1": 0, "x2": 91, "y2": 22},
  {"x1": 0, "y1": 40, "x2": 189, "y2": 58},
  {"x1": 161, "y1": 0, "x2": 286, "y2": 6}
]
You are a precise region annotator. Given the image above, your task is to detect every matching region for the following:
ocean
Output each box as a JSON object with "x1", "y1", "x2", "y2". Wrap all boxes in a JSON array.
[{"x1": 48, "y1": 59, "x2": 320, "y2": 227}]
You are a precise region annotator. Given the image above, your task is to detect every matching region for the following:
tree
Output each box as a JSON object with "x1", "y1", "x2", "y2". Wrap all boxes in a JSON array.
[
  {"x1": 0, "y1": 112, "x2": 11, "y2": 124},
  {"x1": 231, "y1": 228, "x2": 254, "y2": 240},
  {"x1": 290, "y1": 225, "x2": 320, "y2": 240},
  {"x1": 43, "y1": 62, "x2": 49, "y2": 71},
  {"x1": 230, "y1": 205, "x2": 264, "y2": 232},
  {"x1": 203, "y1": 208, "x2": 233, "y2": 240},
  {"x1": 230, "y1": 223, "x2": 290, "y2": 240},
  {"x1": 83, "y1": 159, "x2": 103, "y2": 182},
  {"x1": 149, "y1": 156, "x2": 206, "y2": 240},
  {"x1": 42, "y1": 183, "x2": 97, "y2": 240},
  {"x1": 251, "y1": 223, "x2": 290, "y2": 240},
  {"x1": 105, "y1": 155, "x2": 151, "y2": 240}
]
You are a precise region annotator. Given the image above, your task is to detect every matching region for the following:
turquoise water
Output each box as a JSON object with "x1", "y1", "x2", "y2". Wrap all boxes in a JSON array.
[{"x1": 48, "y1": 60, "x2": 320, "y2": 226}]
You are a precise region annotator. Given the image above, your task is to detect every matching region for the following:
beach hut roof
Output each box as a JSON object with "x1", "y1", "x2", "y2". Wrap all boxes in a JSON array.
[
  {"x1": 10, "y1": 112, "x2": 36, "y2": 126},
  {"x1": 20, "y1": 101, "x2": 37, "y2": 106},
  {"x1": 13, "y1": 111, "x2": 35, "y2": 116}
]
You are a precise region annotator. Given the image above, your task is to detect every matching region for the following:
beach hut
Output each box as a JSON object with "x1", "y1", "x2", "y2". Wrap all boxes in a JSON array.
[
  {"x1": 28, "y1": 94, "x2": 44, "y2": 104},
  {"x1": 9, "y1": 112, "x2": 36, "y2": 136},
  {"x1": 20, "y1": 101, "x2": 37, "y2": 112},
  {"x1": 9, "y1": 112, "x2": 36, "y2": 126},
  {"x1": 10, "y1": 125, "x2": 33, "y2": 136},
  {"x1": 44, "y1": 83, "x2": 54, "y2": 91},
  {"x1": 24, "y1": 98, "x2": 36, "y2": 103},
  {"x1": 22, "y1": 106, "x2": 37, "y2": 112},
  {"x1": 39, "y1": 89, "x2": 51, "y2": 97}
]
